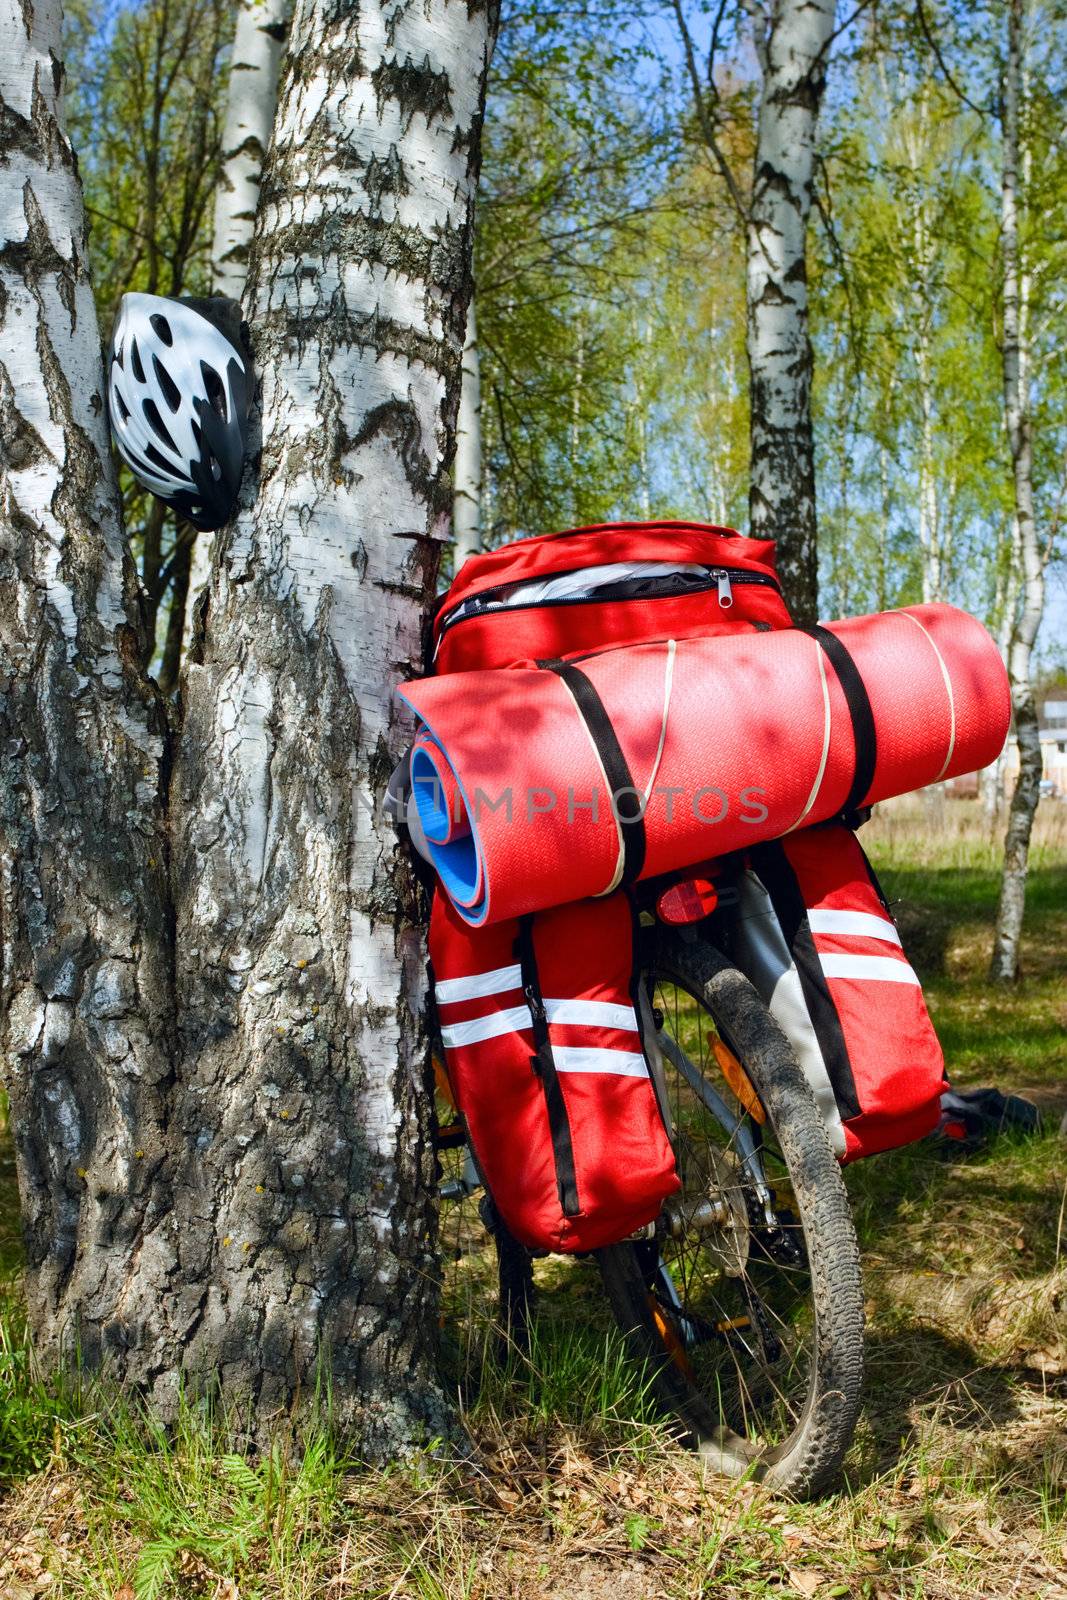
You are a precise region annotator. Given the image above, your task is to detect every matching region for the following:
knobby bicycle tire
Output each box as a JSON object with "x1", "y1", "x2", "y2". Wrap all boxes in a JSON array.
[{"x1": 597, "y1": 933, "x2": 865, "y2": 1497}]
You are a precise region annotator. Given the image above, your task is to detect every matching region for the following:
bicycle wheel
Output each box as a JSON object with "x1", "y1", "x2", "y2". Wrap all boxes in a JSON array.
[{"x1": 597, "y1": 933, "x2": 864, "y2": 1496}]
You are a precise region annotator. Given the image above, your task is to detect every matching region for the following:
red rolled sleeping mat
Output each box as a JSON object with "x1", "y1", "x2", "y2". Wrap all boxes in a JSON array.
[{"x1": 400, "y1": 603, "x2": 1010, "y2": 926}]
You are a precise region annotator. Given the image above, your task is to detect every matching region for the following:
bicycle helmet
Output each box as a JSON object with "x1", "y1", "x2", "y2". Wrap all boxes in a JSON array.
[{"x1": 108, "y1": 292, "x2": 252, "y2": 531}]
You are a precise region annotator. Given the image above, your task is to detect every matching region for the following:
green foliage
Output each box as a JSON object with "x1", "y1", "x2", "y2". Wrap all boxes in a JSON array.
[
  {"x1": 0, "y1": 1293, "x2": 82, "y2": 1484},
  {"x1": 63, "y1": 0, "x2": 1067, "y2": 665},
  {"x1": 112, "y1": 1425, "x2": 352, "y2": 1598},
  {"x1": 476, "y1": 6, "x2": 678, "y2": 536},
  {"x1": 0, "y1": 1341, "x2": 356, "y2": 1595},
  {"x1": 812, "y1": 23, "x2": 1000, "y2": 618},
  {"x1": 634, "y1": 162, "x2": 750, "y2": 528},
  {"x1": 470, "y1": 1315, "x2": 663, "y2": 1433},
  {"x1": 810, "y1": 0, "x2": 1067, "y2": 630},
  {"x1": 66, "y1": 0, "x2": 232, "y2": 319}
]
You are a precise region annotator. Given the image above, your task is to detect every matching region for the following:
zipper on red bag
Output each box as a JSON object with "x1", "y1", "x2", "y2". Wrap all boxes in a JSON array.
[
  {"x1": 516, "y1": 916, "x2": 581, "y2": 1217},
  {"x1": 433, "y1": 564, "x2": 779, "y2": 660}
]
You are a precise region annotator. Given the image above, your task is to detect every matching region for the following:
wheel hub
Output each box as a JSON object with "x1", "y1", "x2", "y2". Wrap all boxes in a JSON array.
[{"x1": 667, "y1": 1139, "x2": 750, "y2": 1277}]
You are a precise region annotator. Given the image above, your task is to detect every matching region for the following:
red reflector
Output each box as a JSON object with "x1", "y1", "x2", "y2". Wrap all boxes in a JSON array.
[{"x1": 656, "y1": 877, "x2": 719, "y2": 925}]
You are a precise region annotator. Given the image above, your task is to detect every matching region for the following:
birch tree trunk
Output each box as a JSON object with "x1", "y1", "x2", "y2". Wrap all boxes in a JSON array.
[
  {"x1": 453, "y1": 301, "x2": 482, "y2": 565},
  {"x1": 163, "y1": 0, "x2": 499, "y2": 1443},
  {"x1": 211, "y1": 0, "x2": 292, "y2": 297},
  {"x1": 2, "y1": 0, "x2": 498, "y2": 1450},
  {"x1": 746, "y1": 0, "x2": 836, "y2": 625},
  {"x1": 570, "y1": 315, "x2": 585, "y2": 522},
  {"x1": 633, "y1": 314, "x2": 654, "y2": 521},
  {"x1": 877, "y1": 427, "x2": 892, "y2": 612},
  {"x1": 980, "y1": 518, "x2": 1020, "y2": 831},
  {"x1": 915, "y1": 327, "x2": 941, "y2": 604},
  {"x1": 185, "y1": 0, "x2": 292, "y2": 650},
  {"x1": 991, "y1": 0, "x2": 1044, "y2": 983},
  {"x1": 902, "y1": 92, "x2": 944, "y2": 606},
  {"x1": 0, "y1": 0, "x2": 173, "y2": 1363}
]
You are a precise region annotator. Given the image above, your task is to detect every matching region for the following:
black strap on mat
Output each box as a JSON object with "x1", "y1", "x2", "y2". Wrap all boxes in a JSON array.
[
  {"x1": 539, "y1": 657, "x2": 647, "y2": 885},
  {"x1": 800, "y1": 625, "x2": 878, "y2": 816},
  {"x1": 516, "y1": 915, "x2": 581, "y2": 1217}
]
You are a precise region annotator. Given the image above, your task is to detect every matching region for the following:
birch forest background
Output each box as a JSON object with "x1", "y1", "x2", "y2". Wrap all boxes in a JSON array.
[
  {"x1": 2, "y1": 0, "x2": 1067, "y2": 1593},
  {"x1": 67, "y1": 0, "x2": 1066, "y2": 661}
]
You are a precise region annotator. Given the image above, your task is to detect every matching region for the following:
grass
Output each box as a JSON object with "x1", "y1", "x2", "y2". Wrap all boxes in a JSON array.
[{"x1": 1, "y1": 797, "x2": 1066, "y2": 1598}]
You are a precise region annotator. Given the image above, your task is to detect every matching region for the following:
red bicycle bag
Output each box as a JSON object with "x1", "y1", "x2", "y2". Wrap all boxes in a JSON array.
[
  {"x1": 429, "y1": 890, "x2": 679, "y2": 1252},
  {"x1": 733, "y1": 822, "x2": 947, "y2": 1161},
  {"x1": 434, "y1": 520, "x2": 791, "y2": 673}
]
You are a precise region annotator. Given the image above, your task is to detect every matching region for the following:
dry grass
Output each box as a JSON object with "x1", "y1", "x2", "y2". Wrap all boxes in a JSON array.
[
  {"x1": 2, "y1": 1382, "x2": 1064, "y2": 1598},
  {"x1": 1, "y1": 799, "x2": 1065, "y2": 1599}
]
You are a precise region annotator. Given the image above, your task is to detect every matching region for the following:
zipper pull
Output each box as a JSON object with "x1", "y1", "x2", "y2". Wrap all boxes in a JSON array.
[
  {"x1": 524, "y1": 981, "x2": 546, "y2": 1025},
  {"x1": 717, "y1": 570, "x2": 734, "y2": 608}
]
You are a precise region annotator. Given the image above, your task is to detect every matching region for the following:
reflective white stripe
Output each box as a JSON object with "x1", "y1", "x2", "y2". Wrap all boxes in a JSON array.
[
  {"x1": 440, "y1": 1005, "x2": 531, "y2": 1048},
  {"x1": 808, "y1": 909, "x2": 902, "y2": 947},
  {"x1": 819, "y1": 954, "x2": 920, "y2": 985},
  {"x1": 435, "y1": 963, "x2": 522, "y2": 1004},
  {"x1": 545, "y1": 999, "x2": 640, "y2": 1031},
  {"x1": 554, "y1": 1046, "x2": 649, "y2": 1077}
]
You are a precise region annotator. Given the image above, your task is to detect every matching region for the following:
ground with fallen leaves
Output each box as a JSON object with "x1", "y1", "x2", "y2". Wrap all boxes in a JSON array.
[{"x1": 1, "y1": 799, "x2": 1064, "y2": 1599}]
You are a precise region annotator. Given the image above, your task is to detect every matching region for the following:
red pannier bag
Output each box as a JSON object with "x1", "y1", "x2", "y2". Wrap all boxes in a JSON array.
[
  {"x1": 429, "y1": 890, "x2": 679, "y2": 1252},
  {"x1": 731, "y1": 821, "x2": 948, "y2": 1161},
  {"x1": 433, "y1": 520, "x2": 790, "y2": 673},
  {"x1": 417, "y1": 518, "x2": 955, "y2": 1201}
]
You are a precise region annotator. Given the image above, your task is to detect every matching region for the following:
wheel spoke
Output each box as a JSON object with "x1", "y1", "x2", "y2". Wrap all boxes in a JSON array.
[{"x1": 646, "y1": 974, "x2": 819, "y2": 1453}]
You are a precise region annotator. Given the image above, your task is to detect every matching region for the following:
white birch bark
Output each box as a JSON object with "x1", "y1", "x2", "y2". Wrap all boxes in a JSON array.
[
  {"x1": 632, "y1": 314, "x2": 654, "y2": 521},
  {"x1": 915, "y1": 330, "x2": 941, "y2": 604},
  {"x1": 991, "y1": 0, "x2": 1044, "y2": 982},
  {"x1": 0, "y1": 0, "x2": 172, "y2": 1359},
  {"x1": 981, "y1": 518, "x2": 1021, "y2": 829},
  {"x1": 211, "y1": 0, "x2": 292, "y2": 298},
  {"x1": 166, "y1": 0, "x2": 498, "y2": 1445},
  {"x1": 746, "y1": 0, "x2": 836, "y2": 625},
  {"x1": 452, "y1": 300, "x2": 482, "y2": 565},
  {"x1": 570, "y1": 314, "x2": 585, "y2": 522},
  {"x1": 876, "y1": 425, "x2": 892, "y2": 612},
  {"x1": 902, "y1": 98, "x2": 944, "y2": 605},
  {"x1": 185, "y1": 0, "x2": 292, "y2": 649}
]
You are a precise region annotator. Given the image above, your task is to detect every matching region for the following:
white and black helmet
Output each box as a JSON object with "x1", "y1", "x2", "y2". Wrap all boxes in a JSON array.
[{"x1": 108, "y1": 292, "x2": 251, "y2": 531}]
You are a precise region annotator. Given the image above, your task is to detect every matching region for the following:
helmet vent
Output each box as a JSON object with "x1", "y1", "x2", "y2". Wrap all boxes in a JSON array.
[
  {"x1": 201, "y1": 362, "x2": 227, "y2": 420},
  {"x1": 130, "y1": 339, "x2": 145, "y2": 383},
  {"x1": 144, "y1": 441, "x2": 174, "y2": 473},
  {"x1": 149, "y1": 313, "x2": 173, "y2": 347},
  {"x1": 153, "y1": 355, "x2": 182, "y2": 413},
  {"x1": 142, "y1": 397, "x2": 177, "y2": 451},
  {"x1": 112, "y1": 388, "x2": 130, "y2": 423}
]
